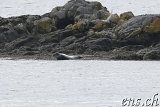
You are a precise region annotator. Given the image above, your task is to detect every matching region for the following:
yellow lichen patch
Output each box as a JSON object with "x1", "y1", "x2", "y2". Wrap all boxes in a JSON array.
[
  {"x1": 110, "y1": 14, "x2": 120, "y2": 24},
  {"x1": 128, "y1": 27, "x2": 142, "y2": 37},
  {"x1": 92, "y1": 21, "x2": 106, "y2": 30},
  {"x1": 120, "y1": 12, "x2": 134, "y2": 21},
  {"x1": 38, "y1": 19, "x2": 52, "y2": 30},
  {"x1": 143, "y1": 17, "x2": 160, "y2": 33},
  {"x1": 34, "y1": 18, "x2": 56, "y2": 33},
  {"x1": 93, "y1": 2, "x2": 102, "y2": 10},
  {"x1": 104, "y1": 12, "x2": 110, "y2": 20},
  {"x1": 51, "y1": 6, "x2": 63, "y2": 13},
  {"x1": 72, "y1": 22, "x2": 85, "y2": 31}
]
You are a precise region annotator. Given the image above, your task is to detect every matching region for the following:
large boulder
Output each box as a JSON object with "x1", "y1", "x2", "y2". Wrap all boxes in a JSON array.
[
  {"x1": 34, "y1": 17, "x2": 56, "y2": 34},
  {"x1": 50, "y1": 0, "x2": 109, "y2": 29},
  {"x1": 115, "y1": 15, "x2": 160, "y2": 45}
]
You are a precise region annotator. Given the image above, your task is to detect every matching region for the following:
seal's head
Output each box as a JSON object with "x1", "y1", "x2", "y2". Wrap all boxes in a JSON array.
[
  {"x1": 53, "y1": 52, "x2": 69, "y2": 60},
  {"x1": 53, "y1": 52, "x2": 60, "y2": 57}
]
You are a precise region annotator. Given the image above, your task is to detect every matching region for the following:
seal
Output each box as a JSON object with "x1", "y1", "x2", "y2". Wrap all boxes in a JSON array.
[{"x1": 53, "y1": 53, "x2": 83, "y2": 60}]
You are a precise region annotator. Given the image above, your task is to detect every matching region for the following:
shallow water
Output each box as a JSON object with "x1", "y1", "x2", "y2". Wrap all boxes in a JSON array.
[
  {"x1": 0, "y1": 0, "x2": 160, "y2": 17},
  {"x1": 0, "y1": 59, "x2": 160, "y2": 107}
]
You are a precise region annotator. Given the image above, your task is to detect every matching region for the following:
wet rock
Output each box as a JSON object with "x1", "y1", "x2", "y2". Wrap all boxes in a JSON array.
[
  {"x1": 112, "y1": 53, "x2": 141, "y2": 60},
  {"x1": 23, "y1": 51, "x2": 39, "y2": 56},
  {"x1": 114, "y1": 45, "x2": 144, "y2": 51},
  {"x1": 60, "y1": 36, "x2": 76, "y2": 47},
  {"x1": 136, "y1": 48, "x2": 150, "y2": 58},
  {"x1": 143, "y1": 50, "x2": 160, "y2": 60},
  {"x1": 5, "y1": 36, "x2": 39, "y2": 50},
  {"x1": 86, "y1": 38, "x2": 112, "y2": 51},
  {"x1": 65, "y1": 42, "x2": 87, "y2": 54}
]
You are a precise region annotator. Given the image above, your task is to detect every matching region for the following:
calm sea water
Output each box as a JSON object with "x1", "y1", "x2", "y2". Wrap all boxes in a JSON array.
[
  {"x1": 0, "y1": 59, "x2": 160, "y2": 107},
  {"x1": 0, "y1": 0, "x2": 160, "y2": 17}
]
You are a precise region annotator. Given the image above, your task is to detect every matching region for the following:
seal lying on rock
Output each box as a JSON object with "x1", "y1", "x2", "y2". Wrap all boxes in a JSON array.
[{"x1": 54, "y1": 53, "x2": 83, "y2": 60}]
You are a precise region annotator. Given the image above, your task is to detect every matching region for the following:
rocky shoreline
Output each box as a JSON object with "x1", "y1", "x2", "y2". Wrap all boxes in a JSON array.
[{"x1": 0, "y1": 0, "x2": 160, "y2": 60}]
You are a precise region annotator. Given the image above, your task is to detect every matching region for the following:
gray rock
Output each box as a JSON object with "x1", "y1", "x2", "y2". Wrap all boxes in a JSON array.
[
  {"x1": 51, "y1": 0, "x2": 108, "y2": 29},
  {"x1": 136, "y1": 48, "x2": 150, "y2": 57},
  {"x1": 14, "y1": 23, "x2": 27, "y2": 34},
  {"x1": 26, "y1": 15, "x2": 40, "y2": 33},
  {"x1": 86, "y1": 38, "x2": 112, "y2": 51},
  {"x1": 143, "y1": 50, "x2": 160, "y2": 60},
  {"x1": 115, "y1": 45, "x2": 144, "y2": 51},
  {"x1": 116, "y1": 15, "x2": 158, "y2": 38},
  {"x1": 115, "y1": 14, "x2": 160, "y2": 45},
  {"x1": 34, "y1": 17, "x2": 56, "y2": 34},
  {"x1": 54, "y1": 10, "x2": 66, "y2": 20}
]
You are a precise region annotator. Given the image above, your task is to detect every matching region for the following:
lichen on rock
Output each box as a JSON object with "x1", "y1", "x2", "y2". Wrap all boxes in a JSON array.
[
  {"x1": 72, "y1": 21, "x2": 88, "y2": 31},
  {"x1": 92, "y1": 21, "x2": 106, "y2": 30},
  {"x1": 92, "y1": 2, "x2": 102, "y2": 10},
  {"x1": 34, "y1": 17, "x2": 56, "y2": 34},
  {"x1": 115, "y1": 15, "x2": 160, "y2": 40},
  {"x1": 143, "y1": 17, "x2": 160, "y2": 33},
  {"x1": 120, "y1": 11, "x2": 134, "y2": 21},
  {"x1": 128, "y1": 27, "x2": 142, "y2": 37},
  {"x1": 110, "y1": 14, "x2": 120, "y2": 24}
]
